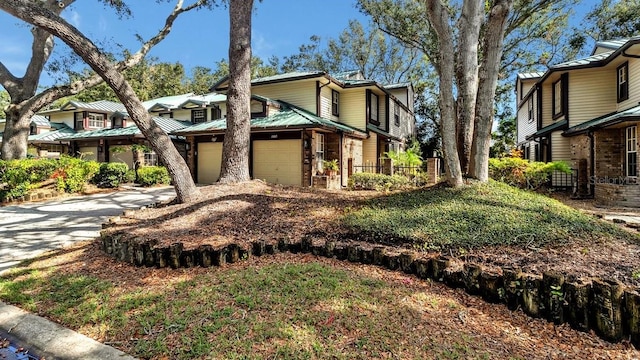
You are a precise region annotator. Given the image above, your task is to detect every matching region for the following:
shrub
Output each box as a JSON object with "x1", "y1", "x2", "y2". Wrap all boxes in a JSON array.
[
  {"x1": 0, "y1": 158, "x2": 58, "y2": 201},
  {"x1": 92, "y1": 162, "x2": 130, "y2": 188},
  {"x1": 489, "y1": 156, "x2": 571, "y2": 190},
  {"x1": 348, "y1": 173, "x2": 416, "y2": 191},
  {"x1": 137, "y1": 166, "x2": 170, "y2": 187},
  {"x1": 383, "y1": 140, "x2": 423, "y2": 168},
  {"x1": 54, "y1": 156, "x2": 100, "y2": 193}
]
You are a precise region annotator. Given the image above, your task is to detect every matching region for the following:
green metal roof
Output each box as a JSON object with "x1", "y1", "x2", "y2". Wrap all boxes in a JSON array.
[
  {"x1": 173, "y1": 101, "x2": 367, "y2": 137},
  {"x1": 564, "y1": 105, "x2": 640, "y2": 136},
  {"x1": 61, "y1": 117, "x2": 192, "y2": 140},
  {"x1": 366, "y1": 124, "x2": 402, "y2": 141},
  {"x1": 31, "y1": 114, "x2": 50, "y2": 127},
  {"x1": 526, "y1": 119, "x2": 568, "y2": 140},
  {"x1": 29, "y1": 123, "x2": 75, "y2": 143}
]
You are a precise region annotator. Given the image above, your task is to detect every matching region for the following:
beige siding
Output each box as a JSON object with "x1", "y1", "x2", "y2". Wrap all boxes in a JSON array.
[
  {"x1": 568, "y1": 68, "x2": 616, "y2": 126},
  {"x1": 48, "y1": 112, "x2": 75, "y2": 130},
  {"x1": 319, "y1": 86, "x2": 339, "y2": 121},
  {"x1": 171, "y1": 109, "x2": 192, "y2": 121},
  {"x1": 619, "y1": 58, "x2": 640, "y2": 111},
  {"x1": 551, "y1": 132, "x2": 571, "y2": 162},
  {"x1": 518, "y1": 78, "x2": 538, "y2": 102},
  {"x1": 252, "y1": 80, "x2": 317, "y2": 114},
  {"x1": 540, "y1": 80, "x2": 555, "y2": 127},
  {"x1": 0, "y1": 122, "x2": 5, "y2": 133},
  {"x1": 340, "y1": 89, "x2": 366, "y2": 131},
  {"x1": 517, "y1": 95, "x2": 537, "y2": 144},
  {"x1": 362, "y1": 133, "x2": 378, "y2": 166},
  {"x1": 78, "y1": 146, "x2": 98, "y2": 161},
  {"x1": 108, "y1": 146, "x2": 133, "y2": 169},
  {"x1": 388, "y1": 88, "x2": 408, "y2": 107}
]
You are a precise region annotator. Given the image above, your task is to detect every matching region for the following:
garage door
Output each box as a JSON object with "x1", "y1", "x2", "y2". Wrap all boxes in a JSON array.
[
  {"x1": 108, "y1": 146, "x2": 133, "y2": 169},
  {"x1": 197, "y1": 142, "x2": 223, "y2": 184},
  {"x1": 253, "y1": 139, "x2": 302, "y2": 186},
  {"x1": 78, "y1": 146, "x2": 98, "y2": 161}
]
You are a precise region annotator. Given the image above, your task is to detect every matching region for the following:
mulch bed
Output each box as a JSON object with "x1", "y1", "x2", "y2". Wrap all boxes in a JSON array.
[{"x1": 104, "y1": 180, "x2": 640, "y2": 288}]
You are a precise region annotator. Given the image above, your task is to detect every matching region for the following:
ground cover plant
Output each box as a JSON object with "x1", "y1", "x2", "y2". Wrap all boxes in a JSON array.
[{"x1": 1, "y1": 243, "x2": 637, "y2": 359}]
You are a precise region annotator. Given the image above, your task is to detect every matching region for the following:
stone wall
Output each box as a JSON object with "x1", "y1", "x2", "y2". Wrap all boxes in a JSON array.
[
  {"x1": 595, "y1": 183, "x2": 640, "y2": 207},
  {"x1": 594, "y1": 129, "x2": 623, "y2": 179}
]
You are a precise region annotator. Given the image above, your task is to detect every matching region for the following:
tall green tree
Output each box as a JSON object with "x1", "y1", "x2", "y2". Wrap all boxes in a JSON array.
[
  {"x1": 0, "y1": 0, "x2": 209, "y2": 203},
  {"x1": 0, "y1": 0, "x2": 208, "y2": 161},
  {"x1": 358, "y1": 0, "x2": 577, "y2": 186},
  {"x1": 567, "y1": 0, "x2": 640, "y2": 58},
  {"x1": 218, "y1": 0, "x2": 253, "y2": 183}
]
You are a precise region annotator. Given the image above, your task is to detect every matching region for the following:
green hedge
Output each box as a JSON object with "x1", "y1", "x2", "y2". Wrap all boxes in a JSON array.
[
  {"x1": 488, "y1": 157, "x2": 571, "y2": 190},
  {"x1": 0, "y1": 157, "x2": 99, "y2": 201},
  {"x1": 137, "y1": 166, "x2": 170, "y2": 187},
  {"x1": 92, "y1": 162, "x2": 134, "y2": 188},
  {"x1": 348, "y1": 172, "x2": 425, "y2": 191}
]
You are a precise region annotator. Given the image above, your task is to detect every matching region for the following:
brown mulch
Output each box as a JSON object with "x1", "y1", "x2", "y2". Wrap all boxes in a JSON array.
[{"x1": 105, "y1": 180, "x2": 640, "y2": 288}]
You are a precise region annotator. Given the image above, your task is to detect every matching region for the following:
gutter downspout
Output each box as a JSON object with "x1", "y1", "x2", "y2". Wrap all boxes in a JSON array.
[{"x1": 588, "y1": 131, "x2": 595, "y2": 197}]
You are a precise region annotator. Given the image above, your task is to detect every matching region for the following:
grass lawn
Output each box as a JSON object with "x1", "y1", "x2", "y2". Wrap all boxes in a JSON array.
[
  {"x1": 0, "y1": 246, "x2": 635, "y2": 359},
  {"x1": 343, "y1": 180, "x2": 636, "y2": 250}
]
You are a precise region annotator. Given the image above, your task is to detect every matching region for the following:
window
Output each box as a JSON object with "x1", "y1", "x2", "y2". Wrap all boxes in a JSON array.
[
  {"x1": 144, "y1": 151, "x2": 159, "y2": 167},
  {"x1": 29, "y1": 124, "x2": 37, "y2": 135},
  {"x1": 331, "y1": 90, "x2": 339, "y2": 116},
  {"x1": 74, "y1": 112, "x2": 84, "y2": 130},
  {"x1": 369, "y1": 92, "x2": 379, "y2": 125},
  {"x1": 316, "y1": 133, "x2": 325, "y2": 173},
  {"x1": 528, "y1": 99, "x2": 534, "y2": 123},
  {"x1": 627, "y1": 126, "x2": 637, "y2": 177},
  {"x1": 618, "y1": 62, "x2": 629, "y2": 102},
  {"x1": 191, "y1": 109, "x2": 207, "y2": 123},
  {"x1": 112, "y1": 117, "x2": 123, "y2": 129},
  {"x1": 552, "y1": 78, "x2": 563, "y2": 118},
  {"x1": 212, "y1": 106, "x2": 222, "y2": 120},
  {"x1": 87, "y1": 112, "x2": 105, "y2": 128},
  {"x1": 394, "y1": 101, "x2": 400, "y2": 126}
]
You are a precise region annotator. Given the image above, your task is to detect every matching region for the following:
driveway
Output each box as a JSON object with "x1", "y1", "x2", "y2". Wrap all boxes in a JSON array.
[{"x1": 0, "y1": 186, "x2": 176, "y2": 274}]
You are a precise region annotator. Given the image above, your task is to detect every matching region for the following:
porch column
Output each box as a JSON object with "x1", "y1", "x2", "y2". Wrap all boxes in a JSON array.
[{"x1": 427, "y1": 157, "x2": 440, "y2": 185}]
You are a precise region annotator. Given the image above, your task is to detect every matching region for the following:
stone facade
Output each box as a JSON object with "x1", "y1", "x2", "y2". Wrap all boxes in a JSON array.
[
  {"x1": 595, "y1": 183, "x2": 640, "y2": 207},
  {"x1": 594, "y1": 129, "x2": 623, "y2": 179}
]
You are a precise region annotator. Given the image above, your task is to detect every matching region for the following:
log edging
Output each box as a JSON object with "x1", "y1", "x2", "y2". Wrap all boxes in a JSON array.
[{"x1": 99, "y1": 231, "x2": 640, "y2": 348}]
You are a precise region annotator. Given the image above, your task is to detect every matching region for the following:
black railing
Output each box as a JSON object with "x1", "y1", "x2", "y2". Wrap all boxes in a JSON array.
[{"x1": 549, "y1": 168, "x2": 576, "y2": 191}]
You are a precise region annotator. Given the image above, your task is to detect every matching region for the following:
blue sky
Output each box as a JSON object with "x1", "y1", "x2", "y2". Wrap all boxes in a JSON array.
[{"x1": 0, "y1": 0, "x2": 367, "y2": 85}]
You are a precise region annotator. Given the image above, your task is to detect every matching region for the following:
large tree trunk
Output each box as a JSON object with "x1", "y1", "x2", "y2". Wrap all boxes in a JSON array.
[
  {"x1": 0, "y1": 0, "x2": 202, "y2": 204},
  {"x1": 454, "y1": 0, "x2": 482, "y2": 174},
  {"x1": 469, "y1": 0, "x2": 513, "y2": 181},
  {"x1": 0, "y1": 0, "x2": 202, "y2": 160},
  {"x1": 218, "y1": 0, "x2": 253, "y2": 183},
  {"x1": 1, "y1": 107, "x2": 31, "y2": 159},
  {"x1": 425, "y1": 0, "x2": 463, "y2": 187}
]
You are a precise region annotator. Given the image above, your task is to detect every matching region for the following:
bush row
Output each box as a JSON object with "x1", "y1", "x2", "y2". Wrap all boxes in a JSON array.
[
  {"x1": 347, "y1": 172, "x2": 429, "y2": 191},
  {"x1": 0, "y1": 157, "x2": 170, "y2": 202},
  {"x1": 488, "y1": 156, "x2": 571, "y2": 190}
]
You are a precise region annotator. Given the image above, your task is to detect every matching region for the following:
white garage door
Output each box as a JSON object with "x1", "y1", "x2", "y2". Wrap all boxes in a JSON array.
[
  {"x1": 253, "y1": 139, "x2": 302, "y2": 186},
  {"x1": 78, "y1": 146, "x2": 98, "y2": 161},
  {"x1": 197, "y1": 142, "x2": 223, "y2": 184},
  {"x1": 108, "y1": 146, "x2": 133, "y2": 170}
]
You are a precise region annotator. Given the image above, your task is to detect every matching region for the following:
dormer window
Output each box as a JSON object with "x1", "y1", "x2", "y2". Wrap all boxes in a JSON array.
[
  {"x1": 618, "y1": 62, "x2": 629, "y2": 103},
  {"x1": 332, "y1": 90, "x2": 339, "y2": 116},
  {"x1": 112, "y1": 117, "x2": 123, "y2": 129},
  {"x1": 191, "y1": 109, "x2": 207, "y2": 124},
  {"x1": 29, "y1": 124, "x2": 37, "y2": 135},
  {"x1": 87, "y1": 112, "x2": 105, "y2": 129}
]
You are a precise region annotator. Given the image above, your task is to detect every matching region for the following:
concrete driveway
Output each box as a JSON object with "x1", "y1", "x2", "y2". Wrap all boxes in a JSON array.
[{"x1": 0, "y1": 186, "x2": 176, "y2": 274}]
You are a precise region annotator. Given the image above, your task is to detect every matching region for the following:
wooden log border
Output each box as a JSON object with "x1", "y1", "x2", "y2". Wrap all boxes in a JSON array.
[{"x1": 99, "y1": 230, "x2": 640, "y2": 348}]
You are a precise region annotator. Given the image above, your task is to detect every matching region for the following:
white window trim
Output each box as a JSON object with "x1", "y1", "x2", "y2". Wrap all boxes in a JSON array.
[{"x1": 627, "y1": 126, "x2": 637, "y2": 177}]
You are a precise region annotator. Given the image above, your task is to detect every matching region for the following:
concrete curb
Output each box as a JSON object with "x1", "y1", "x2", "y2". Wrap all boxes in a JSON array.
[{"x1": 0, "y1": 302, "x2": 136, "y2": 360}]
